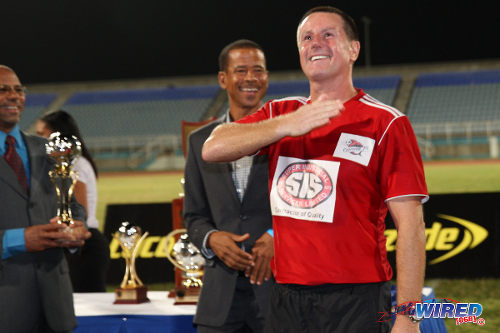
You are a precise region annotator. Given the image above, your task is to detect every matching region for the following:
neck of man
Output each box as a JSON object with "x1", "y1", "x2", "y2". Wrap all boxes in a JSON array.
[
  {"x1": 228, "y1": 102, "x2": 262, "y2": 122},
  {"x1": 0, "y1": 122, "x2": 16, "y2": 134},
  {"x1": 308, "y1": 68, "x2": 357, "y2": 103}
]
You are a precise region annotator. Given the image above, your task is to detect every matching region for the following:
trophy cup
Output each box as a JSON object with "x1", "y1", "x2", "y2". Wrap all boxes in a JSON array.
[
  {"x1": 165, "y1": 229, "x2": 205, "y2": 304},
  {"x1": 45, "y1": 132, "x2": 82, "y2": 231},
  {"x1": 113, "y1": 221, "x2": 150, "y2": 304}
]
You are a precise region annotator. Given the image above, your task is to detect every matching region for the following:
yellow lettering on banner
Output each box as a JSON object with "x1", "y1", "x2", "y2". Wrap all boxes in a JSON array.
[
  {"x1": 109, "y1": 238, "x2": 122, "y2": 259},
  {"x1": 140, "y1": 236, "x2": 160, "y2": 258},
  {"x1": 425, "y1": 222, "x2": 442, "y2": 250},
  {"x1": 155, "y1": 236, "x2": 168, "y2": 258},
  {"x1": 385, "y1": 229, "x2": 398, "y2": 251},
  {"x1": 109, "y1": 236, "x2": 170, "y2": 259},
  {"x1": 384, "y1": 214, "x2": 489, "y2": 265},
  {"x1": 434, "y1": 228, "x2": 459, "y2": 250}
]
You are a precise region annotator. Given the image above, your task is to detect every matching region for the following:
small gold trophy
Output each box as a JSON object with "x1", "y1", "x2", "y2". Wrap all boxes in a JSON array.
[
  {"x1": 45, "y1": 132, "x2": 82, "y2": 231},
  {"x1": 113, "y1": 222, "x2": 150, "y2": 304},
  {"x1": 165, "y1": 228, "x2": 205, "y2": 305}
]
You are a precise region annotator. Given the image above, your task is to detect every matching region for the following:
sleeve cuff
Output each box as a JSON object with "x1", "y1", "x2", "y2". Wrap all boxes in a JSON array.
[
  {"x1": 266, "y1": 229, "x2": 274, "y2": 237},
  {"x1": 2, "y1": 228, "x2": 26, "y2": 259},
  {"x1": 201, "y1": 229, "x2": 218, "y2": 259}
]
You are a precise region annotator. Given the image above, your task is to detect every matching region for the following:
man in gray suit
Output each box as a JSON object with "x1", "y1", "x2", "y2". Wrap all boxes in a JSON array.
[
  {"x1": 0, "y1": 65, "x2": 91, "y2": 332},
  {"x1": 184, "y1": 40, "x2": 274, "y2": 332}
]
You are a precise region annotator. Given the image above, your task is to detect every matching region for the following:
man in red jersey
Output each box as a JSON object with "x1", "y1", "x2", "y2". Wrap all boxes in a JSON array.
[{"x1": 202, "y1": 6, "x2": 427, "y2": 333}]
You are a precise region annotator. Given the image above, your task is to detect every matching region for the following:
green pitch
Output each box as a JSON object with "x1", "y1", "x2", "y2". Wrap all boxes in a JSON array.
[{"x1": 96, "y1": 161, "x2": 500, "y2": 226}]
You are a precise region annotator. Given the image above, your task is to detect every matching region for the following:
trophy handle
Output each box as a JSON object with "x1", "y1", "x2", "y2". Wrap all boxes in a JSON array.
[
  {"x1": 48, "y1": 170, "x2": 62, "y2": 218},
  {"x1": 66, "y1": 170, "x2": 79, "y2": 221},
  {"x1": 165, "y1": 228, "x2": 190, "y2": 271},
  {"x1": 130, "y1": 232, "x2": 149, "y2": 286}
]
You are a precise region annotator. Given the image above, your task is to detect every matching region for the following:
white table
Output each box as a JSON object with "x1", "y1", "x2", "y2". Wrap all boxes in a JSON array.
[{"x1": 74, "y1": 291, "x2": 196, "y2": 333}]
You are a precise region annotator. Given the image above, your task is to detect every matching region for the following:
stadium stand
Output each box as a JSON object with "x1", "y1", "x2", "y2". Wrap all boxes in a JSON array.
[
  {"x1": 64, "y1": 85, "x2": 219, "y2": 138},
  {"x1": 407, "y1": 69, "x2": 500, "y2": 124},
  {"x1": 407, "y1": 69, "x2": 500, "y2": 159},
  {"x1": 20, "y1": 93, "x2": 58, "y2": 131},
  {"x1": 61, "y1": 85, "x2": 219, "y2": 170},
  {"x1": 23, "y1": 60, "x2": 500, "y2": 170}
]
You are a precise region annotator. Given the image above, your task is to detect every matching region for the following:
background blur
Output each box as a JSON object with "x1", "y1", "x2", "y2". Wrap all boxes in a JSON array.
[{"x1": 4, "y1": 2, "x2": 499, "y2": 331}]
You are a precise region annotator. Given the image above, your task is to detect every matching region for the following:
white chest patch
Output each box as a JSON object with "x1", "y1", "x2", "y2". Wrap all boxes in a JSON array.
[
  {"x1": 333, "y1": 133, "x2": 375, "y2": 166},
  {"x1": 270, "y1": 156, "x2": 339, "y2": 223}
]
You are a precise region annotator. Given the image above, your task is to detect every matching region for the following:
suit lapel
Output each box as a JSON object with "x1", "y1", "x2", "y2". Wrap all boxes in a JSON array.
[
  {"x1": 241, "y1": 154, "x2": 267, "y2": 204},
  {"x1": 0, "y1": 157, "x2": 28, "y2": 197},
  {"x1": 24, "y1": 133, "x2": 49, "y2": 198}
]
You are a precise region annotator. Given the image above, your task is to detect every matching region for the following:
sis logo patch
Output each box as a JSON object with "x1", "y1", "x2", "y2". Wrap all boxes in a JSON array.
[
  {"x1": 276, "y1": 162, "x2": 333, "y2": 208},
  {"x1": 270, "y1": 157, "x2": 339, "y2": 223}
]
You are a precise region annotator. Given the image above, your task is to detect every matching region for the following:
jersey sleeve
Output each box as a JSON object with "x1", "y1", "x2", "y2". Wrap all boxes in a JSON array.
[
  {"x1": 236, "y1": 101, "x2": 273, "y2": 155},
  {"x1": 236, "y1": 102, "x2": 271, "y2": 124},
  {"x1": 378, "y1": 116, "x2": 429, "y2": 203}
]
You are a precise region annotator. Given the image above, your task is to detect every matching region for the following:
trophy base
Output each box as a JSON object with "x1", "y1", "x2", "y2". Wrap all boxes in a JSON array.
[
  {"x1": 114, "y1": 286, "x2": 150, "y2": 304},
  {"x1": 168, "y1": 287, "x2": 200, "y2": 305}
]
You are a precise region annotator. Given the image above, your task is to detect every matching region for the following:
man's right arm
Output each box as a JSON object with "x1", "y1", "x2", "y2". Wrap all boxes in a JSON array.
[{"x1": 202, "y1": 100, "x2": 344, "y2": 163}]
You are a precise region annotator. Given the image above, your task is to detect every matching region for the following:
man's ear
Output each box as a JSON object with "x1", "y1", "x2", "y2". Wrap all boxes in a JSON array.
[
  {"x1": 218, "y1": 71, "x2": 227, "y2": 89},
  {"x1": 349, "y1": 40, "x2": 361, "y2": 62}
]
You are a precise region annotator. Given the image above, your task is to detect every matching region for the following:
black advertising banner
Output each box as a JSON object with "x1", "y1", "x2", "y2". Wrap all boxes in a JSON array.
[
  {"x1": 102, "y1": 192, "x2": 500, "y2": 284},
  {"x1": 103, "y1": 203, "x2": 175, "y2": 284},
  {"x1": 386, "y1": 192, "x2": 500, "y2": 278}
]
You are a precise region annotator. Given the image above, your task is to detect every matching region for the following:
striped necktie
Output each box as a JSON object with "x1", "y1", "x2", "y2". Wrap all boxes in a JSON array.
[{"x1": 4, "y1": 135, "x2": 28, "y2": 192}]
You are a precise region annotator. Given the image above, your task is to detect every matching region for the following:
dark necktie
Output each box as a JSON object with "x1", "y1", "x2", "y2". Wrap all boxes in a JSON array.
[{"x1": 4, "y1": 135, "x2": 28, "y2": 192}]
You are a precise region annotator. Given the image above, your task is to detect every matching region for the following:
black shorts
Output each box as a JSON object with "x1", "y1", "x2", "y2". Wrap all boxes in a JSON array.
[{"x1": 264, "y1": 281, "x2": 393, "y2": 333}]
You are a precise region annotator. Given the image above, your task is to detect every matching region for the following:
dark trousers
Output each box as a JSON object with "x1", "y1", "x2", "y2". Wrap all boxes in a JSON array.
[
  {"x1": 65, "y1": 228, "x2": 110, "y2": 292},
  {"x1": 197, "y1": 275, "x2": 267, "y2": 333},
  {"x1": 264, "y1": 281, "x2": 393, "y2": 333}
]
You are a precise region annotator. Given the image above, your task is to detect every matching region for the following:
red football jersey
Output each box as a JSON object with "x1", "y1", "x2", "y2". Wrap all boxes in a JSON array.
[{"x1": 238, "y1": 90, "x2": 428, "y2": 285}]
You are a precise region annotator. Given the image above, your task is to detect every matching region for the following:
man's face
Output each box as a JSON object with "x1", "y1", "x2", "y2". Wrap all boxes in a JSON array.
[
  {"x1": 218, "y1": 48, "x2": 268, "y2": 114},
  {"x1": 297, "y1": 12, "x2": 359, "y2": 82},
  {"x1": 0, "y1": 68, "x2": 25, "y2": 133}
]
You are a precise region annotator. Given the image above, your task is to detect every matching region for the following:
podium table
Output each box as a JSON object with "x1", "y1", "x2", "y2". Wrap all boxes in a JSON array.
[{"x1": 74, "y1": 291, "x2": 196, "y2": 333}]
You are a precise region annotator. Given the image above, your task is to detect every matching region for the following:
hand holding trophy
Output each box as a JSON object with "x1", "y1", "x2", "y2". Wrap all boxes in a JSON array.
[
  {"x1": 45, "y1": 132, "x2": 82, "y2": 237},
  {"x1": 165, "y1": 228, "x2": 205, "y2": 304},
  {"x1": 113, "y1": 221, "x2": 150, "y2": 304}
]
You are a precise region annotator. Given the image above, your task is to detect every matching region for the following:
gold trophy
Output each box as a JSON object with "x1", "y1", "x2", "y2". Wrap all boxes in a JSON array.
[
  {"x1": 113, "y1": 222, "x2": 150, "y2": 304},
  {"x1": 45, "y1": 132, "x2": 81, "y2": 231},
  {"x1": 165, "y1": 228, "x2": 205, "y2": 304}
]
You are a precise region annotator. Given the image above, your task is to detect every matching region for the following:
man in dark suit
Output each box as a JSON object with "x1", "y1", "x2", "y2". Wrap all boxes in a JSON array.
[
  {"x1": 184, "y1": 40, "x2": 274, "y2": 332},
  {"x1": 0, "y1": 65, "x2": 91, "y2": 332}
]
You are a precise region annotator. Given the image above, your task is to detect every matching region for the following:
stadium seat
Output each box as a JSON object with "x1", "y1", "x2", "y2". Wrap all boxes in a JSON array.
[{"x1": 21, "y1": 93, "x2": 58, "y2": 130}]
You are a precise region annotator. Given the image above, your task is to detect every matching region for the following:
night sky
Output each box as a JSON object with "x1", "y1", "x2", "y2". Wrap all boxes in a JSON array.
[{"x1": 3, "y1": 1, "x2": 497, "y2": 83}]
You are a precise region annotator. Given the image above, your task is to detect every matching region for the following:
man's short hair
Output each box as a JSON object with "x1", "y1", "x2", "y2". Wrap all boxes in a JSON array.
[
  {"x1": 298, "y1": 6, "x2": 359, "y2": 42},
  {"x1": 218, "y1": 39, "x2": 265, "y2": 72}
]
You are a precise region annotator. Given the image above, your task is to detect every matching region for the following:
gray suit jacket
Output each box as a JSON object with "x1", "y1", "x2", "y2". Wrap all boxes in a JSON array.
[
  {"x1": 0, "y1": 132, "x2": 86, "y2": 332},
  {"x1": 184, "y1": 115, "x2": 274, "y2": 327}
]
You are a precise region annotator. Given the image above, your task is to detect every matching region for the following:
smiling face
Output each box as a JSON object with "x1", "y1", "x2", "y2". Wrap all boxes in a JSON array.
[
  {"x1": 218, "y1": 48, "x2": 268, "y2": 120},
  {"x1": 0, "y1": 67, "x2": 25, "y2": 133},
  {"x1": 297, "y1": 12, "x2": 360, "y2": 83}
]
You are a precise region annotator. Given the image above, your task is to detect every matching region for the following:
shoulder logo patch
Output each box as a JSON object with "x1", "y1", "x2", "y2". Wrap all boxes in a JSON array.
[{"x1": 333, "y1": 133, "x2": 375, "y2": 166}]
